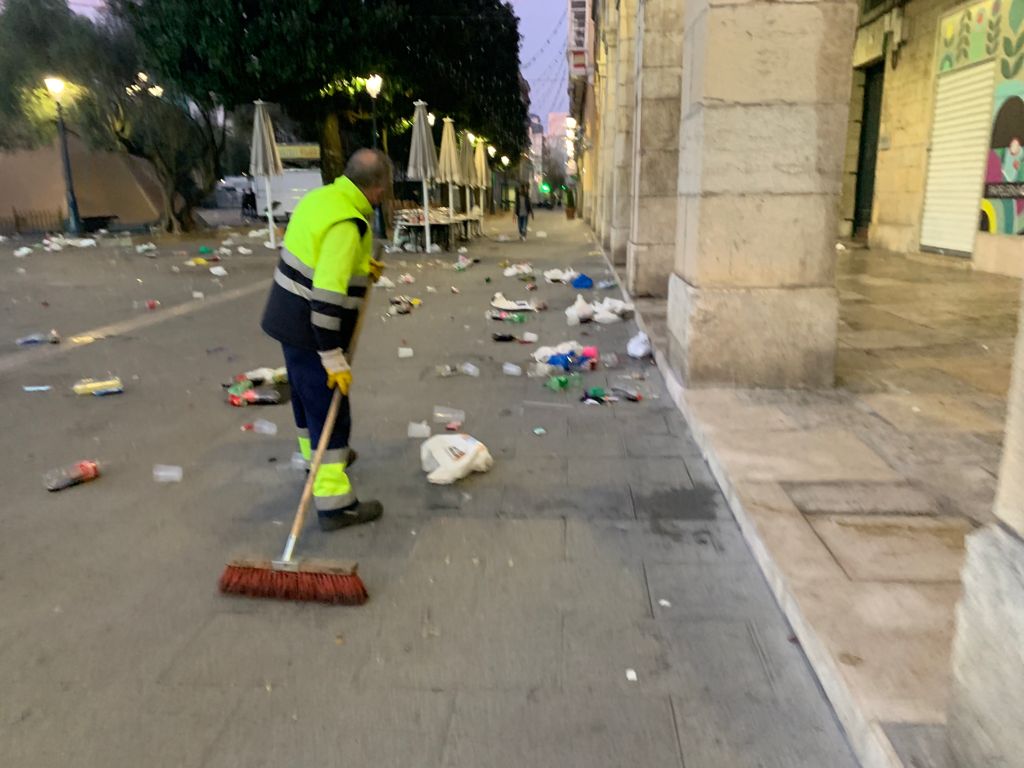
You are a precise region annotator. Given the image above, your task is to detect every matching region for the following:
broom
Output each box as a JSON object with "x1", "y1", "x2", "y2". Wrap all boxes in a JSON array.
[{"x1": 220, "y1": 263, "x2": 379, "y2": 604}]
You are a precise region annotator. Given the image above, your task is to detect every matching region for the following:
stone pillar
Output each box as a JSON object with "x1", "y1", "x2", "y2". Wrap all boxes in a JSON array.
[
  {"x1": 595, "y1": 29, "x2": 617, "y2": 249},
  {"x1": 626, "y1": 0, "x2": 684, "y2": 297},
  {"x1": 949, "y1": 290, "x2": 1024, "y2": 767},
  {"x1": 666, "y1": 0, "x2": 856, "y2": 387},
  {"x1": 608, "y1": 0, "x2": 636, "y2": 265}
]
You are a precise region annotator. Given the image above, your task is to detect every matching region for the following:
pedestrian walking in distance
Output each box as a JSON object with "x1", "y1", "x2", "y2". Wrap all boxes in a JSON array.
[
  {"x1": 260, "y1": 149, "x2": 390, "y2": 530},
  {"x1": 514, "y1": 182, "x2": 533, "y2": 241}
]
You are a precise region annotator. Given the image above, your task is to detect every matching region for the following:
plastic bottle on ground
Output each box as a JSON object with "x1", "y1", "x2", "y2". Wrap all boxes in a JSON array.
[
  {"x1": 407, "y1": 421, "x2": 432, "y2": 438},
  {"x1": 44, "y1": 460, "x2": 100, "y2": 492},
  {"x1": 502, "y1": 363, "x2": 523, "y2": 376},
  {"x1": 459, "y1": 362, "x2": 480, "y2": 377},
  {"x1": 242, "y1": 419, "x2": 278, "y2": 435},
  {"x1": 432, "y1": 406, "x2": 466, "y2": 424}
]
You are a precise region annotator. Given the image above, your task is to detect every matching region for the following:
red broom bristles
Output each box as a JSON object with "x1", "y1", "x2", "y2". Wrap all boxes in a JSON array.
[{"x1": 219, "y1": 562, "x2": 368, "y2": 605}]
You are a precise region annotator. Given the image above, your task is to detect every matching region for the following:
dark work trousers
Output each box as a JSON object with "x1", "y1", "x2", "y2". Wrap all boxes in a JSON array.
[{"x1": 281, "y1": 343, "x2": 356, "y2": 513}]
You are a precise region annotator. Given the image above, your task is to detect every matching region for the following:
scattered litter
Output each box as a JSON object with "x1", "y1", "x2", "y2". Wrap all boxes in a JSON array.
[
  {"x1": 192, "y1": 291, "x2": 205, "y2": 300},
  {"x1": 522, "y1": 332, "x2": 539, "y2": 343},
  {"x1": 217, "y1": 247, "x2": 232, "y2": 257},
  {"x1": 153, "y1": 464, "x2": 184, "y2": 483},
  {"x1": 398, "y1": 346, "x2": 414, "y2": 358},
  {"x1": 23, "y1": 385, "x2": 51, "y2": 392},
  {"x1": 16, "y1": 329, "x2": 60, "y2": 346},
  {"x1": 407, "y1": 421, "x2": 431, "y2": 439},
  {"x1": 290, "y1": 452, "x2": 308, "y2": 471},
  {"x1": 491, "y1": 293, "x2": 540, "y2": 312},
  {"x1": 503, "y1": 263, "x2": 533, "y2": 278},
  {"x1": 426, "y1": 286, "x2": 437, "y2": 293},
  {"x1": 44, "y1": 460, "x2": 100, "y2": 492},
  {"x1": 487, "y1": 309, "x2": 527, "y2": 323},
  {"x1": 433, "y1": 405, "x2": 466, "y2": 425},
  {"x1": 13, "y1": 246, "x2": 32, "y2": 258},
  {"x1": 69, "y1": 335, "x2": 96, "y2": 345},
  {"x1": 135, "y1": 242, "x2": 157, "y2": 254},
  {"x1": 450, "y1": 286, "x2": 460, "y2": 294},
  {"x1": 565, "y1": 294, "x2": 595, "y2": 326},
  {"x1": 533, "y1": 342, "x2": 598, "y2": 372},
  {"x1": 496, "y1": 234, "x2": 510, "y2": 242},
  {"x1": 533, "y1": 427, "x2": 546, "y2": 436},
  {"x1": 526, "y1": 282, "x2": 538, "y2": 291},
  {"x1": 73, "y1": 377, "x2": 124, "y2": 396},
  {"x1": 535, "y1": 231, "x2": 548, "y2": 239},
  {"x1": 625, "y1": 669, "x2": 638, "y2": 682},
  {"x1": 453, "y1": 254, "x2": 474, "y2": 271},
  {"x1": 198, "y1": 246, "x2": 214, "y2": 254},
  {"x1": 545, "y1": 373, "x2": 583, "y2": 391},
  {"x1": 420, "y1": 434, "x2": 494, "y2": 484},
  {"x1": 247, "y1": 229, "x2": 266, "y2": 238},
  {"x1": 399, "y1": 273, "x2": 416, "y2": 284},
  {"x1": 603, "y1": 352, "x2": 621, "y2": 369},
  {"x1": 459, "y1": 361, "x2": 480, "y2": 377},
  {"x1": 445, "y1": 420, "x2": 463, "y2": 431},
  {"x1": 185, "y1": 257, "x2": 208, "y2": 266},
  {"x1": 658, "y1": 599, "x2": 672, "y2": 608},
  {"x1": 222, "y1": 238, "x2": 236, "y2": 247},
  {"x1": 543, "y1": 268, "x2": 579, "y2": 284},
  {"x1": 627, "y1": 332, "x2": 652, "y2": 358},
  {"x1": 242, "y1": 419, "x2": 278, "y2": 435},
  {"x1": 457, "y1": 246, "x2": 469, "y2": 254},
  {"x1": 581, "y1": 387, "x2": 618, "y2": 405},
  {"x1": 237, "y1": 246, "x2": 253, "y2": 255},
  {"x1": 228, "y1": 388, "x2": 281, "y2": 406},
  {"x1": 835, "y1": 242, "x2": 847, "y2": 252},
  {"x1": 145, "y1": 299, "x2": 161, "y2": 310},
  {"x1": 503, "y1": 362, "x2": 523, "y2": 376},
  {"x1": 911, "y1": 406, "x2": 922, "y2": 413},
  {"x1": 492, "y1": 333, "x2": 517, "y2": 342},
  {"x1": 597, "y1": 279, "x2": 616, "y2": 290},
  {"x1": 570, "y1": 274, "x2": 594, "y2": 289},
  {"x1": 209, "y1": 266, "x2": 228, "y2": 277},
  {"x1": 377, "y1": 275, "x2": 396, "y2": 288}
]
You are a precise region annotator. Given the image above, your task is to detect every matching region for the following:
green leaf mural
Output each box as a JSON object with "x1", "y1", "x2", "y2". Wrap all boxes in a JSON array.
[{"x1": 1011, "y1": 0, "x2": 1024, "y2": 31}]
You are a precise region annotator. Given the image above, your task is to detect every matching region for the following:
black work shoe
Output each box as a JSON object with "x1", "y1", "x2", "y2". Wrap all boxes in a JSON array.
[{"x1": 317, "y1": 500, "x2": 383, "y2": 531}]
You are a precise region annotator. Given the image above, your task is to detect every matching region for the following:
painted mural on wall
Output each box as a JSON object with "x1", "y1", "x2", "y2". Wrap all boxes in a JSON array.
[
  {"x1": 980, "y1": 0, "x2": 1024, "y2": 234},
  {"x1": 937, "y1": 0, "x2": 1024, "y2": 236}
]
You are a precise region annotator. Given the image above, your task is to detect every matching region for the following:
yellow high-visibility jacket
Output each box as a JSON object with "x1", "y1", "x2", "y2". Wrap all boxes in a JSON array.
[{"x1": 260, "y1": 175, "x2": 372, "y2": 352}]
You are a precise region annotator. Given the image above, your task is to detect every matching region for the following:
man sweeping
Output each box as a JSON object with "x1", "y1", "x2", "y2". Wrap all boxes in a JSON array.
[{"x1": 260, "y1": 148, "x2": 390, "y2": 531}]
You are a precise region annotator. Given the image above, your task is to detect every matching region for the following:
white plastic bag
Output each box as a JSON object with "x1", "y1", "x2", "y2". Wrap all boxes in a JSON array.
[
  {"x1": 420, "y1": 434, "x2": 494, "y2": 485},
  {"x1": 627, "y1": 331, "x2": 652, "y2": 358}
]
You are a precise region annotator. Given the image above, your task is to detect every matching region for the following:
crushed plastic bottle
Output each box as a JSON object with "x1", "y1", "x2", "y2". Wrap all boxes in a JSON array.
[
  {"x1": 432, "y1": 405, "x2": 466, "y2": 424},
  {"x1": 502, "y1": 363, "x2": 523, "y2": 376},
  {"x1": 44, "y1": 460, "x2": 100, "y2": 492},
  {"x1": 241, "y1": 419, "x2": 278, "y2": 435},
  {"x1": 16, "y1": 329, "x2": 60, "y2": 346},
  {"x1": 153, "y1": 464, "x2": 183, "y2": 483},
  {"x1": 459, "y1": 362, "x2": 480, "y2": 378}
]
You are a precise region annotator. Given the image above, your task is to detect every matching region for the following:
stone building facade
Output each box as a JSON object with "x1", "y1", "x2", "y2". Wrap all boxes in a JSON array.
[{"x1": 566, "y1": 0, "x2": 1024, "y2": 766}]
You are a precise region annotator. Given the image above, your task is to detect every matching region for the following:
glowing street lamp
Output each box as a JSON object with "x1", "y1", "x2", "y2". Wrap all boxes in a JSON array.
[
  {"x1": 147, "y1": 85, "x2": 164, "y2": 98},
  {"x1": 427, "y1": 112, "x2": 436, "y2": 127},
  {"x1": 365, "y1": 74, "x2": 383, "y2": 148},
  {"x1": 487, "y1": 145, "x2": 496, "y2": 158},
  {"x1": 467, "y1": 132, "x2": 476, "y2": 144},
  {"x1": 500, "y1": 155, "x2": 510, "y2": 167},
  {"x1": 44, "y1": 77, "x2": 82, "y2": 235}
]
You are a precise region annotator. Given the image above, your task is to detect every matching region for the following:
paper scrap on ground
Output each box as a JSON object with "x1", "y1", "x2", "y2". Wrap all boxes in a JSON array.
[
  {"x1": 627, "y1": 332, "x2": 652, "y2": 358},
  {"x1": 209, "y1": 266, "x2": 228, "y2": 277}
]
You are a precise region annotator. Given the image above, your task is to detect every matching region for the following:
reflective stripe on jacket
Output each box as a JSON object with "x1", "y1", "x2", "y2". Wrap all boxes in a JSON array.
[{"x1": 260, "y1": 176, "x2": 373, "y2": 352}]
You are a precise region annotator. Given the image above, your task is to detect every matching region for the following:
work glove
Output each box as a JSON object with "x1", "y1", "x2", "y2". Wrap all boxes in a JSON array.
[
  {"x1": 318, "y1": 348, "x2": 352, "y2": 395},
  {"x1": 369, "y1": 257, "x2": 385, "y2": 283}
]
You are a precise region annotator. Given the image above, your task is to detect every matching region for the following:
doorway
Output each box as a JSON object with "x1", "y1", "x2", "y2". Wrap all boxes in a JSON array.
[{"x1": 854, "y1": 62, "x2": 885, "y2": 239}]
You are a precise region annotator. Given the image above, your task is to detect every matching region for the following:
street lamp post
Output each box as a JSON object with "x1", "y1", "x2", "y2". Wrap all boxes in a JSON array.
[
  {"x1": 45, "y1": 77, "x2": 82, "y2": 236},
  {"x1": 364, "y1": 74, "x2": 385, "y2": 237}
]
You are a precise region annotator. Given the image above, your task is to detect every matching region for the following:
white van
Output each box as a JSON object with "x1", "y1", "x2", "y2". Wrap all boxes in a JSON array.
[{"x1": 253, "y1": 169, "x2": 324, "y2": 221}]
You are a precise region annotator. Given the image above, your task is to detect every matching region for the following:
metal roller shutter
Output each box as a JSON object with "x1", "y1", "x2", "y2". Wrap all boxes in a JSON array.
[{"x1": 920, "y1": 62, "x2": 996, "y2": 255}]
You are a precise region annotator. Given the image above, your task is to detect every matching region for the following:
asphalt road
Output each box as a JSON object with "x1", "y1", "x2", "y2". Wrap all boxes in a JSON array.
[{"x1": 0, "y1": 211, "x2": 859, "y2": 767}]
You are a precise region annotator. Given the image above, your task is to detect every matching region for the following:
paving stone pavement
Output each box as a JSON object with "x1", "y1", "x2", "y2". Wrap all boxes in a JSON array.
[{"x1": 0, "y1": 210, "x2": 858, "y2": 767}]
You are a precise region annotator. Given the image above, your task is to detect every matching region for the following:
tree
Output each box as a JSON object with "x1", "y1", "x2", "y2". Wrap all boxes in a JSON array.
[{"x1": 114, "y1": 0, "x2": 528, "y2": 182}]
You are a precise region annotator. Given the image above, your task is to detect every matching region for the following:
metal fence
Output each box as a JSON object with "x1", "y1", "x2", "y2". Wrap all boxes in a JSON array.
[{"x1": 0, "y1": 209, "x2": 64, "y2": 237}]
